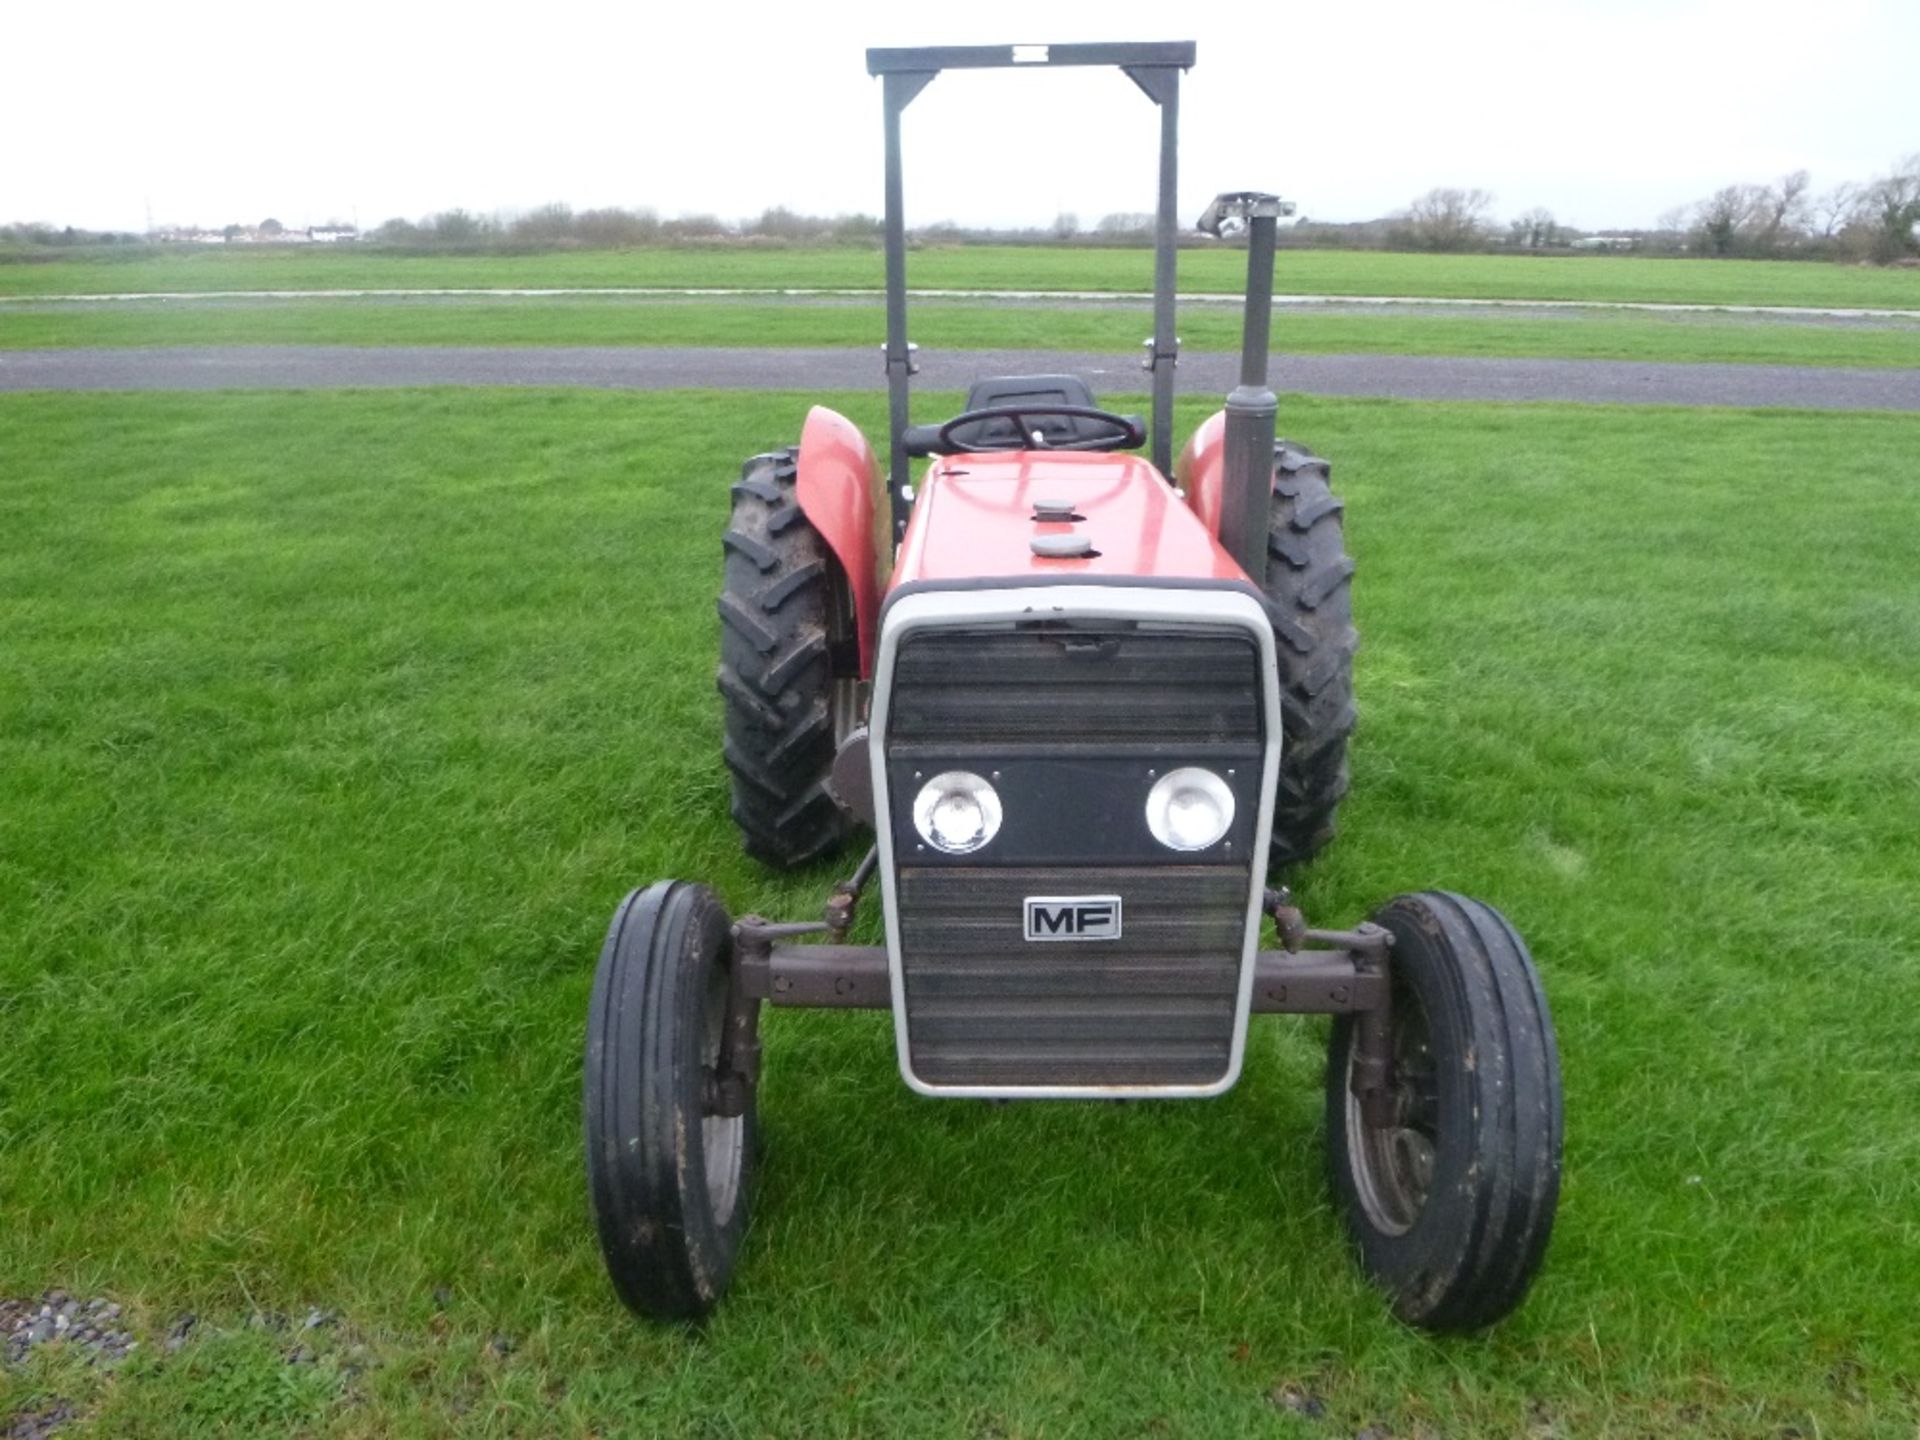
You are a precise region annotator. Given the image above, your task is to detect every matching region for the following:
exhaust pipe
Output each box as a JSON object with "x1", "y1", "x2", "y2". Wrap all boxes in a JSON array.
[{"x1": 1198, "y1": 192, "x2": 1293, "y2": 583}]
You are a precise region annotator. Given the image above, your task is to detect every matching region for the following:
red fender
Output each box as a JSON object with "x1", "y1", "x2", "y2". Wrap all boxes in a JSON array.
[
  {"x1": 794, "y1": 405, "x2": 884, "y2": 678},
  {"x1": 1175, "y1": 409, "x2": 1228, "y2": 540}
]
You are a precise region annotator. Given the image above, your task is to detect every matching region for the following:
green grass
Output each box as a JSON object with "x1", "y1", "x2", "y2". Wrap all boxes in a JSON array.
[
  {"x1": 7, "y1": 295, "x2": 1920, "y2": 369},
  {"x1": 3, "y1": 389, "x2": 1919, "y2": 1436},
  {"x1": 4, "y1": 243, "x2": 1920, "y2": 308}
]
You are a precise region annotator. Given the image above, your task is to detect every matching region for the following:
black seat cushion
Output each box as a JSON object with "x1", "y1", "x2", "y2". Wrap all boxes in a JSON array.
[
  {"x1": 902, "y1": 374, "x2": 1142, "y2": 456},
  {"x1": 953, "y1": 375, "x2": 1102, "y2": 449},
  {"x1": 962, "y1": 373, "x2": 1099, "y2": 410}
]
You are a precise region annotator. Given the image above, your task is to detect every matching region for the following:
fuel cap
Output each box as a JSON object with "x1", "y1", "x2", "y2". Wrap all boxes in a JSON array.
[{"x1": 1031, "y1": 532, "x2": 1095, "y2": 559}]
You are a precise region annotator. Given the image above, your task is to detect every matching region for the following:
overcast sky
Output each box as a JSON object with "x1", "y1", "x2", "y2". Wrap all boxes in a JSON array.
[{"x1": 9, "y1": 0, "x2": 1915, "y2": 234}]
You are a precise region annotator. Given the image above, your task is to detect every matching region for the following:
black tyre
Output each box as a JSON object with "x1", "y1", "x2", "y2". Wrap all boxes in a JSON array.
[
  {"x1": 584, "y1": 881, "x2": 757, "y2": 1321},
  {"x1": 718, "y1": 448, "x2": 860, "y2": 869},
  {"x1": 1263, "y1": 441, "x2": 1357, "y2": 869},
  {"x1": 1326, "y1": 892, "x2": 1562, "y2": 1331}
]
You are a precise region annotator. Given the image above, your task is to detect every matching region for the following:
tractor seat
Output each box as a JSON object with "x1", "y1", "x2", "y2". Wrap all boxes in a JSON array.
[{"x1": 904, "y1": 374, "x2": 1144, "y2": 456}]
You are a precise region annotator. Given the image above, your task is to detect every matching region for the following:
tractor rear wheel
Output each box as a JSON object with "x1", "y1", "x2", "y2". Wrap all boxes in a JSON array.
[
  {"x1": 717, "y1": 448, "x2": 858, "y2": 869},
  {"x1": 1325, "y1": 892, "x2": 1563, "y2": 1331},
  {"x1": 1262, "y1": 441, "x2": 1357, "y2": 869}
]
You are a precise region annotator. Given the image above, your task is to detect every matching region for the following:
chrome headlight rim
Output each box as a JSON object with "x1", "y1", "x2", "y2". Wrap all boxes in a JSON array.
[
  {"x1": 911, "y1": 769, "x2": 1004, "y2": 855},
  {"x1": 1144, "y1": 765, "x2": 1237, "y2": 852}
]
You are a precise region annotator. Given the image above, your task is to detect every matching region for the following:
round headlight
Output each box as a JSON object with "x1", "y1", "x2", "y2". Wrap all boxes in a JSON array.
[
  {"x1": 912, "y1": 770, "x2": 1003, "y2": 855},
  {"x1": 1144, "y1": 767, "x2": 1236, "y2": 852}
]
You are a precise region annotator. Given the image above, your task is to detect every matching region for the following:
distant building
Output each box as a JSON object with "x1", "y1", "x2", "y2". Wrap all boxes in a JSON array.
[
  {"x1": 1568, "y1": 235, "x2": 1638, "y2": 252},
  {"x1": 151, "y1": 224, "x2": 359, "y2": 245}
]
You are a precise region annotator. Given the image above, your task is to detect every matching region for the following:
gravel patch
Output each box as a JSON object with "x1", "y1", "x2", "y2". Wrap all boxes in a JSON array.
[
  {"x1": 1, "y1": 1291, "x2": 397, "y2": 1438},
  {"x1": 0, "y1": 1293, "x2": 136, "y2": 1367},
  {"x1": 4, "y1": 1400, "x2": 78, "y2": 1440}
]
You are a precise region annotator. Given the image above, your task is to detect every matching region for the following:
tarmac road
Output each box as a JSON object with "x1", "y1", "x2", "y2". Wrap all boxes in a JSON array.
[{"x1": 2, "y1": 345, "x2": 1917, "y2": 409}]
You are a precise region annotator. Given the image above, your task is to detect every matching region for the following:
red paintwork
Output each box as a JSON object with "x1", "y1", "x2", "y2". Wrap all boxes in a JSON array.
[
  {"x1": 891, "y1": 449, "x2": 1251, "y2": 589},
  {"x1": 1174, "y1": 409, "x2": 1228, "y2": 540},
  {"x1": 794, "y1": 405, "x2": 882, "y2": 677}
]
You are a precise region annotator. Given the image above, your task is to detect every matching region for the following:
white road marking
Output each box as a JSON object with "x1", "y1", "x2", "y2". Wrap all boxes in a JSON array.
[{"x1": 1, "y1": 286, "x2": 1916, "y2": 320}]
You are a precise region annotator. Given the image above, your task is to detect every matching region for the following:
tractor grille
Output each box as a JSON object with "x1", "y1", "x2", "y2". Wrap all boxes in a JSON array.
[
  {"x1": 897, "y1": 864, "x2": 1249, "y2": 1087},
  {"x1": 884, "y1": 623, "x2": 1265, "y2": 1090},
  {"x1": 887, "y1": 626, "x2": 1262, "y2": 751}
]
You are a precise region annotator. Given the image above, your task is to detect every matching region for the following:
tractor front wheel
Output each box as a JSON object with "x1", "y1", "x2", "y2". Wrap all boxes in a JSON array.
[
  {"x1": 584, "y1": 881, "x2": 759, "y2": 1321},
  {"x1": 1325, "y1": 892, "x2": 1563, "y2": 1331}
]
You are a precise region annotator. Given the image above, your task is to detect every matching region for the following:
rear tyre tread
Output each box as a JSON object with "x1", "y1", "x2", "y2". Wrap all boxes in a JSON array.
[
  {"x1": 764, "y1": 700, "x2": 832, "y2": 771},
  {"x1": 716, "y1": 594, "x2": 780, "y2": 655},
  {"x1": 760, "y1": 632, "x2": 829, "y2": 695},
  {"x1": 1262, "y1": 440, "x2": 1357, "y2": 870},
  {"x1": 1290, "y1": 490, "x2": 1345, "y2": 530},
  {"x1": 730, "y1": 474, "x2": 784, "y2": 506},
  {"x1": 718, "y1": 448, "x2": 852, "y2": 869},
  {"x1": 722, "y1": 738, "x2": 788, "y2": 800},
  {"x1": 1300, "y1": 555, "x2": 1356, "y2": 609},
  {"x1": 758, "y1": 560, "x2": 828, "y2": 612},
  {"x1": 714, "y1": 668, "x2": 782, "y2": 730},
  {"x1": 721, "y1": 529, "x2": 780, "y2": 573}
]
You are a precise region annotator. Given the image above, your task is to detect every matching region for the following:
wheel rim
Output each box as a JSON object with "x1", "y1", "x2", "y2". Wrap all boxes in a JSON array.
[
  {"x1": 700, "y1": 959, "x2": 745, "y2": 1227},
  {"x1": 1343, "y1": 982, "x2": 1441, "y2": 1237}
]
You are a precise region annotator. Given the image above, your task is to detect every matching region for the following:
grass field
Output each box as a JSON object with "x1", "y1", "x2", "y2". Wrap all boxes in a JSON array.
[
  {"x1": 6, "y1": 296, "x2": 1920, "y2": 369},
  {"x1": 4, "y1": 389, "x2": 1919, "y2": 1436},
  {"x1": 4, "y1": 243, "x2": 1920, "y2": 309}
]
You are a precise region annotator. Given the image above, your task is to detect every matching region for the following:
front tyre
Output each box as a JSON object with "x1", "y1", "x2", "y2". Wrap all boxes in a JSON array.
[
  {"x1": 584, "y1": 881, "x2": 758, "y2": 1321},
  {"x1": 1326, "y1": 892, "x2": 1563, "y2": 1331}
]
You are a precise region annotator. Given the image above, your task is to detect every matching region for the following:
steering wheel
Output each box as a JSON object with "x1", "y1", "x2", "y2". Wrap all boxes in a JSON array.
[{"x1": 935, "y1": 404, "x2": 1145, "y2": 455}]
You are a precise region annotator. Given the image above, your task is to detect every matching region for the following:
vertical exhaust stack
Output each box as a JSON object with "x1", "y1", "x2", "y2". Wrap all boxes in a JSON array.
[{"x1": 1198, "y1": 192, "x2": 1295, "y2": 582}]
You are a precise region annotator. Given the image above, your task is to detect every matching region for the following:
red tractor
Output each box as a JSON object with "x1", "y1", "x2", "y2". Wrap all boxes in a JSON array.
[{"x1": 585, "y1": 42, "x2": 1563, "y2": 1331}]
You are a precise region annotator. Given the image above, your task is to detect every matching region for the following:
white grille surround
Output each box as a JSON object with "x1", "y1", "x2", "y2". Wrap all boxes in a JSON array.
[{"x1": 867, "y1": 585, "x2": 1283, "y2": 1099}]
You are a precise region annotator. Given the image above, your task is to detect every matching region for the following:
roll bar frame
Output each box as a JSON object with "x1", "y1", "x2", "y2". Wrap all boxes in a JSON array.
[{"x1": 865, "y1": 42, "x2": 1197, "y2": 541}]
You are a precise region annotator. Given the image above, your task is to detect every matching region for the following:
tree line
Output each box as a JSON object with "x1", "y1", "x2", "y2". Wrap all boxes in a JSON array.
[
  {"x1": 1304, "y1": 154, "x2": 1919, "y2": 263},
  {"x1": 1666, "y1": 159, "x2": 1920, "y2": 262},
  {"x1": 364, "y1": 205, "x2": 884, "y2": 250},
  {"x1": 6, "y1": 156, "x2": 1917, "y2": 265},
  {"x1": 358, "y1": 170, "x2": 1920, "y2": 264}
]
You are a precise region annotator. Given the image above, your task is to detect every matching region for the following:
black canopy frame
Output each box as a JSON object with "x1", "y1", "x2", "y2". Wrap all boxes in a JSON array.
[{"x1": 865, "y1": 42, "x2": 1197, "y2": 540}]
